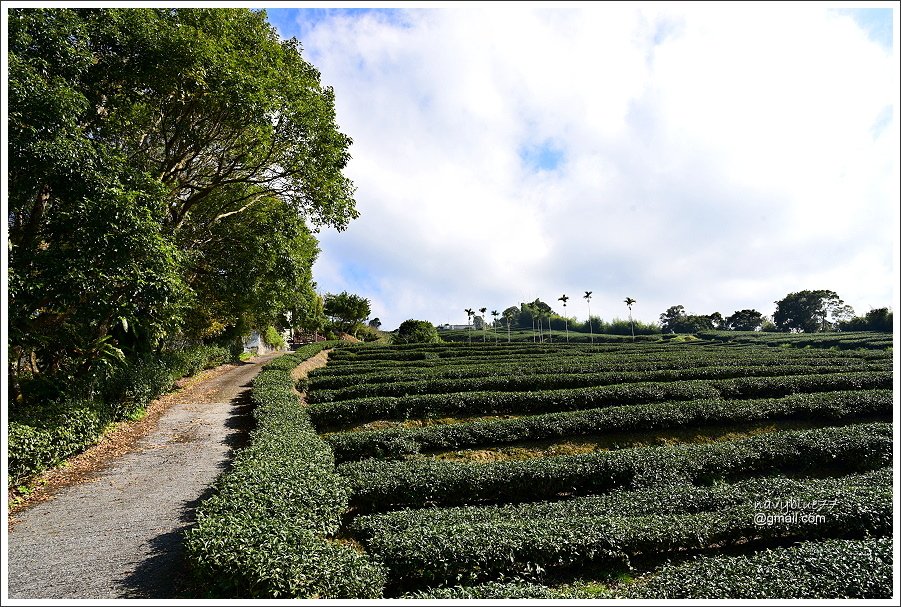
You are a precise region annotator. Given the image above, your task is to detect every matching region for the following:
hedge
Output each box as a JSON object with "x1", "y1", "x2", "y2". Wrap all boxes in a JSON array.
[
  {"x1": 310, "y1": 371, "x2": 892, "y2": 430},
  {"x1": 308, "y1": 348, "x2": 887, "y2": 389},
  {"x1": 183, "y1": 343, "x2": 387, "y2": 598},
  {"x1": 354, "y1": 468, "x2": 890, "y2": 538},
  {"x1": 308, "y1": 361, "x2": 887, "y2": 403},
  {"x1": 402, "y1": 538, "x2": 893, "y2": 599},
  {"x1": 625, "y1": 537, "x2": 892, "y2": 598},
  {"x1": 326, "y1": 389, "x2": 893, "y2": 462},
  {"x1": 405, "y1": 582, "x2": 574, "y2": 599},
  {"x1": 354, "y1": 470, "x2": 890, "y2": 588},
  {"x1": 339, "y1": 422, "x2": 892, "y2": 511}
]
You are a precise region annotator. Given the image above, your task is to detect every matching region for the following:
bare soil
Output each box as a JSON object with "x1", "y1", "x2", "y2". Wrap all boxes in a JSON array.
[{"x1": 291, "y1": 349, "x2": 331, "y2": 398}]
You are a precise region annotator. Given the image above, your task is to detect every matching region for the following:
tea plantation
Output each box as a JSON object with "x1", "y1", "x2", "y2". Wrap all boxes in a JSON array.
[{"x1": 186, "y1": 335, "x2": 893, "y2": 598}]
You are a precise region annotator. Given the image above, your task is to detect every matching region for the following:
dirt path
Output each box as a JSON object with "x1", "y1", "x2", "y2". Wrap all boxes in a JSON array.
[{"x1": 6, "y1": 351, "x2": 282, "y2": 599}]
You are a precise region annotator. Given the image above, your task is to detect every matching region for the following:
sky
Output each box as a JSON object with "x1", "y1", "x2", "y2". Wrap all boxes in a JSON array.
[{"x1": 265, "y1": 4, "x2": 899, "y2": 330}]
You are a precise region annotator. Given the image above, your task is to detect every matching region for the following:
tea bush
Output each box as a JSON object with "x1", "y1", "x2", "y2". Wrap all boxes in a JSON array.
[{"x1": 184, "y1": 343, "x2": 387, "y2": 598}]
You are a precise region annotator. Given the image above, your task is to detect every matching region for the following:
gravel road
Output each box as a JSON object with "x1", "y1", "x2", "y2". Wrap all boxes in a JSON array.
[{"x1": 7, "y1": 352, "x2": 281, "y2": 599}]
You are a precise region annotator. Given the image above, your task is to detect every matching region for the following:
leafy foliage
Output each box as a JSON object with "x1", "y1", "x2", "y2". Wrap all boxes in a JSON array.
[
  {"x1": 837, "y1": 307, "x2": 893, "y2": 332},
  {"x1": 8, "y1": 7, "x2": 356, "y2": 400},
  {"x1": 310, "y1": 344, "x2": 887, "y2": 389},
  {"x1": 8, "y1": 344, "x2": 231, "y2": 485},
  {"x1": 183, "y1": 344, "x2": 387, "y2": 598},
  {"x1": 406, "y1": 582, "x2": 569, "y2": 599},
  {"x1": 307, "y1": 340, "x2": 893, "y2": 598},
  {"x1": 326, "y1": 390, "x2": 892, "y2": 462},
  {"x1": 308, "y1": 361, "x2": 886, "y2": 403},
  {"x1": 309, "y1": 370, "x2": 890, "y2": 430},
  {"x1": 659, "y1": 305, "x2": 721, "y2": 333},
  {"x1": 323, "y1": 291, "x2": 371, "y2": 334},
  {"x1": 354, "y1": 470, "x2": 890, "y2": 589},
  {"x1": 626, "y1": 538, "x2": 892, "y2": 599},
  {"x1": 392, "y1": 319, "x2": 441, "y2": 345},
  {"x1": 339, "y1": 422, "x2": 891, "y2": 512},
  {"x1": 724, "y1": 309, "x2": 766, "y2": 331},
  {"x1": 262, "y1": 326, "x2": 287, "y2": 350},
  {"x1": 773, "y1": 290, "x2": 852, "y2": 332}
]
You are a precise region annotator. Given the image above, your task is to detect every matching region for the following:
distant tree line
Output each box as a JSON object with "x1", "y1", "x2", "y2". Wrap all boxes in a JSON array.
[
  {"x1": 659, "y1": 290, "x2": 892, "y2": 334},
  {"x1": 466, "y1": 289, "x2": 891, "y2": 340}
]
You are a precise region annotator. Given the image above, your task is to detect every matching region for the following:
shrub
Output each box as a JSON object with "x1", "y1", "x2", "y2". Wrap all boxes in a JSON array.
[
  {"x1": 355, "y1": 470, "x2": 890, "y2": 589},
  {"x1": 326, "y1": 389, "x2": 893, "y2": 462},
  {"x1": 8, "y1": 400, "x2": 112, "y2": 484},
  {"x1": 262, "y1": 325, "x2": 287, "y2": 350},
  {"x1": 8, "y1": 343, "x2": 235, "y2": 487},
  {"x1": 184, "y1": 343, "x2": 387, "y2": 598},
  {"x1": 405, "y1": 582, "x2": 571, "y2": 599},
  {"x1": 307, "y1": 362, "x2": 886, "y2": 403},
  {"x1": 339, "y1": 422, "x2": 892, "y2": 512},
  {"x1": 392, "y1": 320, "x2": 441, "y2": 345},
  {"x1": 309, "y1": 371, "x2": 891, "y2": 431},
  {"x1": 626, "y1": 538, "x2": 892, "y2": 599}
]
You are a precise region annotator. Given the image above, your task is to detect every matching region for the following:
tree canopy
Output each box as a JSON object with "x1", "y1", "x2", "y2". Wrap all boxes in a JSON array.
[
  {"x1": 724, "y1": 309, "x2": 766, "y2": 331},
  {"x1": 323, "y1": 291, "x2": 371, "y2": 334},
  {"x1": 659, "y1": 305, "x2": 719, "y2": 334},
  {"x1": 393, "y1": 320, "x2": 440, "y2": 344},
  {"x1": 8, "y1": 8, "x2": 357, "y2": 399},
  {"x1": 837, "y1": 307, "x2": 893, "y2": 333},
  {"x1": 772, "y1": 290, "x2": 852, "y2": 333}
]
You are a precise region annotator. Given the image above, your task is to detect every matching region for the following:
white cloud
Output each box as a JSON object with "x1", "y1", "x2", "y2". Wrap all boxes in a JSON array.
[{"x1": 280, "y1": 5, "x2": 897, "y2": 329}]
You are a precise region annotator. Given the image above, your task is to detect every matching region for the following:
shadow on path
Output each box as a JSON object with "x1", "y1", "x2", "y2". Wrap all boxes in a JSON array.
[{"x1": 117, "y1": 385, "x2": 256, "y2": 598}]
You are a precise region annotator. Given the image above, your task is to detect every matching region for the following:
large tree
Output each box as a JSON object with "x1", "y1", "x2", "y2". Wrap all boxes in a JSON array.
[
  {"x1": 393, "y1": 320, "x2": 440, "y2": 345},
  {"x1": 724, "y1": 309, "x2": 766, "y2": 331},
  {"x1": 659, "y1": 305, "x2": 716, "y2": 334},
  {"x1": 290, "y1": 287, "x2": 328, "y2": 341},
  {"x1": 773, "y1": 290, "x2": 851, "y2": 332},
  {"x1": 323, "y1": 292, "x2": 371, "y2": 334},
  {"x1": 8, "y1": 8, "x2": 357, "y2": 398}
]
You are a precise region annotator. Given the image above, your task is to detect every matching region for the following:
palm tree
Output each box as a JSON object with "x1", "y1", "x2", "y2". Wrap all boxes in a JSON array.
[
  {"x1": 479, "y1": 307, "x2": 488, "y2": 342},
  {"x1": 464, "y1": 308, "x2": 474, "y2": 343},
  {"x1": 558, "y1": 294, "x2": 570, "y2": 342},
  {"x1": 584, "y1": 291, "x2": 594, "y2": 344},
  {"x1": 491, "y1": 310, "x2": 500, "y2": 342},
  {"x1": 504, "y1": 308, "x2": 515, "y2": 343},
  {"x1": 624, "y1": 297, "x2": 637, "y2": 341}
]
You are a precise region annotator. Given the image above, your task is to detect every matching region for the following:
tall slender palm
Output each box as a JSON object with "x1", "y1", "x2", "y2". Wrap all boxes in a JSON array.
[
  {"x1": 479, "y1": 307, "x2": 488, "y2": 342},
  {"x1": 584, "y1": 291, "x2": 594, "y2": 345},
  {"x1": 465, "y1": 308, "x2": 474, "y2": 343},
  {"x1": 624, "y1": 297, "x2": 637, "y2": 341},
  {"x1": 558, "y1": 294, "x2": 570, "y2": 342},
  {"x1": 491, "y1": 310, "x2": 500, "y2": 342},
  {"x1": 537, "y1": 305, "x2": 545, "y2": 343},
  {"x1": 527, "y1": 303, "x2": 538, "y2": 343},
  {"x1": 504, "y1": 308, "x2": 515, "y2": 343}
]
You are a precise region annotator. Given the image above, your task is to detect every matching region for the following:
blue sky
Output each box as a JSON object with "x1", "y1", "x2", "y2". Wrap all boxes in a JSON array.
[{"x1": 265, "y1": 5, "x2": 898, "y2": 330}]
